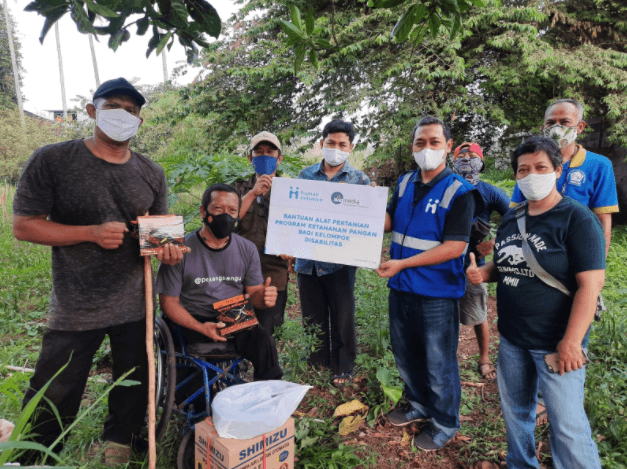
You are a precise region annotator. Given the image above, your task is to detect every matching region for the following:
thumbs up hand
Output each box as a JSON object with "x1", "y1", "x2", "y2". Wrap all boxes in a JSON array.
[
  {"x1": 466, "y1": 253, "x2": 484, "y2": 285},
  {"x1": 263, "y1": 277, "x2": 277, "y2": 308}
]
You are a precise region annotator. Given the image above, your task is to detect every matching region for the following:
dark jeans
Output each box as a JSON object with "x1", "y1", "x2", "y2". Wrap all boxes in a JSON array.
[
  {"x1": 21, "y1": 319, "x2": 148, "y2": 461},
  {"x1": 388, "y1": 288, "x2": 461, "y2": 446},
  {"x1": 254, "y1": 289, "x2": 287, "y2": 337},
  {"x1": 181, "y1": 322, "x2": 283, "y2": 381},
  {"x1": 297, "y1": 266, "x2": 357, "y2": 375}
]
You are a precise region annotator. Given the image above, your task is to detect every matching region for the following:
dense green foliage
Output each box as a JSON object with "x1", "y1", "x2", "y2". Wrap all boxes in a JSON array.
[
  {"x1": 0, "y1": 109, "x2": 65, "y2": 183},
  {"x1": 280, "y1": 0, "x2": 488, "y2": 73},
  {"x1": 171, "y1": 0, "x2": 627, "y2": 162}
]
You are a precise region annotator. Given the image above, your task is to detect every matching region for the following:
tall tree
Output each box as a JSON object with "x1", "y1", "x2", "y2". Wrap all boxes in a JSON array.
[
  {"x1": 88, "y1": 34, "x2": 100, "y2": 87},
  {"x1": 1, "y1": 0, "x2": 24, "y2": 119},
  {"x1": 54, "y1": 22, "x2": 68, "y2": 120},
  {"x1": 162, "y1": 49, "x2": 169, "y2": 85}
]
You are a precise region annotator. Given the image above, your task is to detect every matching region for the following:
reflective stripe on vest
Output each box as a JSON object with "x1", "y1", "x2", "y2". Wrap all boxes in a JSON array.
[
  {"x1": 398, "y1": 172, "x2": 462, "y2": 208},
  {"x1": 398, "y1": 172, "x2": 417, "y2": 198},
  {"x1": 439, "y1": 179, "x2": 462, "y2": 209},
  {"x1": 391, "y1": 231, "x2": 442, "y2": 251}
]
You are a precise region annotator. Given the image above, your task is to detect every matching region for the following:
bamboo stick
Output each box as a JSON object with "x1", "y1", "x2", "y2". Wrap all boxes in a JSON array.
[{"x1": 145, "y1": 256, "x2": 156, "y2": 469}]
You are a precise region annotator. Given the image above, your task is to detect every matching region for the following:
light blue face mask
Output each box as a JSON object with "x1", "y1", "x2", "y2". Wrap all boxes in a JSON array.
[{"x1": 251, "y1": 155, "x2": 278, "y2": 175}]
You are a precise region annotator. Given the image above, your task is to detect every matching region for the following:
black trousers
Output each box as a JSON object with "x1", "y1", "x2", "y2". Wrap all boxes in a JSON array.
[
  {"x1": 297, "y1": 266, "x2": 357, "y2": 375},
  {"x1": 181, "y1": 322, "x2": 283, "y2": 381},
  {"x1": 21, "y1": 319, "x2": 148, "y2": 460},
  {"x1": 254, "y1": 289, "x2": 288, "y2": 337}
]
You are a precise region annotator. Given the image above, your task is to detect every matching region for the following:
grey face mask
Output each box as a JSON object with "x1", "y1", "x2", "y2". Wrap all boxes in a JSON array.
[{"x1": 453, "y1": 157, "x2": 483, "y2": 185}]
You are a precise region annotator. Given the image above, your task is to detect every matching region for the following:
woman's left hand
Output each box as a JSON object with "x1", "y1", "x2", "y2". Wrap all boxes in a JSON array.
[{"x1": 556, "y1": 339, "x2": 585, "y2": 375}]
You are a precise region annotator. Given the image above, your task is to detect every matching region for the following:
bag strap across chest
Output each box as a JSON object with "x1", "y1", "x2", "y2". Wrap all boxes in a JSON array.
[{"x1": 515, "y1": 202, "x2": 571, "y2": 297}]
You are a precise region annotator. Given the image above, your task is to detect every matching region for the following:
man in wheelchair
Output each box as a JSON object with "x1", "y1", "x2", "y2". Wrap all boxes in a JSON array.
[{"x1": 156, "y1": 184, "x2": 283, "y2": 381}]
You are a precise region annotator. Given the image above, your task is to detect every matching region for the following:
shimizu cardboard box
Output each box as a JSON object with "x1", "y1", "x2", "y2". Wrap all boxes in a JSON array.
[{"x1": 195, "y1": 417, "x2": 295, "y2": 469}]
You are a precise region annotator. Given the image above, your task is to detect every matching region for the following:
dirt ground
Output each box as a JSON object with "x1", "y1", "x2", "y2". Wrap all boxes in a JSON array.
[
  {"x1": 88, "y1": 295, "x2": 509, "y2": 468},
  {"x1": 291, "y1": 295, "x2": 505, "y2": 469}
]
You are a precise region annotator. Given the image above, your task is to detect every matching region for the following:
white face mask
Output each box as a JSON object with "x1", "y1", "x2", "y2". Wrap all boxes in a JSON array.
[
  {"x1": 542, "y1": 123, "x2": 578, "y2": 148},
  {"x1": 96, "y1": 108, "x2": 141, "y2": 142},
  {"x1": 517, "y1": 172, "x2": 557, "y2": 201},
  {"x1": 322, "y1": 147, "x2": 349, "y2": 167},
  {"x1": 413, "y1": 148, "x2": 446, "y2": 171}
]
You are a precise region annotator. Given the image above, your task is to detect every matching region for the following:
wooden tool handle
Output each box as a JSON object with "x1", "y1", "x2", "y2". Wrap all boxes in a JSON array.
[{"x1": 145, "y1": 256, "x2": 156, "y2": 469}]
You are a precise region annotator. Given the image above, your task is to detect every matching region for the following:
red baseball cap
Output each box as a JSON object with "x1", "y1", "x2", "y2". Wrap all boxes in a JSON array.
[{"x1": 453, "y1": 142, "x2": 483, "y2": 159}]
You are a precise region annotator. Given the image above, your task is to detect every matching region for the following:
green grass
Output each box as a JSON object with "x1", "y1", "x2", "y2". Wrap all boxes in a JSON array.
[{"x1": 1, "y1": 181, "x2": 627, "y2": 468}]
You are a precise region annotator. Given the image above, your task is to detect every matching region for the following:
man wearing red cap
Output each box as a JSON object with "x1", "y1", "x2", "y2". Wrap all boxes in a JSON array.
[{"x1": 452, "y1": 142, "x2": 509, "y2": 381}]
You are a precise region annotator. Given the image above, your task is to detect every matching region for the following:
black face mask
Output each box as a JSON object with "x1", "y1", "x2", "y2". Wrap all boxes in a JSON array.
[{"x1": 204, "y1": 213, "x2": 239, "y2": 239}]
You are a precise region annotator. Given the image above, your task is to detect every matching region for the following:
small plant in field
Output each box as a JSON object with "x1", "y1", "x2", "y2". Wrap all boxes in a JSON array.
[
  {"x1": 363, "y1": 368, "x2": 403, "y2": 428},
  {"x1": 294, "y1": 417, "x2": 377, "y2": 468},
  {"x1": 275, "y1": 318, "x2": 323, "y2": 383},
  {"x1": 92, "y1": 337, "x2": 112, "y2": 367},
  {"x1": 0, "y1": 364, "x2": 139, "y2": 466}
]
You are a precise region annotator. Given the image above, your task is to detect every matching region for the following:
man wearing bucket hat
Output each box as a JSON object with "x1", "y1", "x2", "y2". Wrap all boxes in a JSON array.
[
  {"x1": 232, "y1": 132, "x2": 289, "y2": 337},
  {"x1": 452, "y1": 142, "x2": 510, "y2": 381}
]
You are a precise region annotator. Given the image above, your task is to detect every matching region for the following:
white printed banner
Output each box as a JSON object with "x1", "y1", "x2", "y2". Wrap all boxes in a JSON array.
[{"x1": 265, "y1": 177, "x2": 389, "y2": 269}]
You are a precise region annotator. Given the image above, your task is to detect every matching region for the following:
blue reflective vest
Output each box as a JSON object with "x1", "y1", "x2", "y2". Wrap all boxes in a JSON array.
[{"x1": 388, "y1": 170, "x2": 474, "y2": 299}]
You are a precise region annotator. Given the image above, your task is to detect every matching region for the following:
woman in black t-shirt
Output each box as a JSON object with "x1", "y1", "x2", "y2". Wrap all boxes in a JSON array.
[{"x1": 466, "y1": 136, "x2": 605, "y2": 469}]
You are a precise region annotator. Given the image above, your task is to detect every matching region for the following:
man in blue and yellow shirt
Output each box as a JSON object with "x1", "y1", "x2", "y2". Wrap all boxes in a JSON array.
[
  {"x1": 511, "y1": 99, "x2": 618, "y2": 256},
  {"x1": 377, "y1": 117, "x2": 482, "y2": 450}
]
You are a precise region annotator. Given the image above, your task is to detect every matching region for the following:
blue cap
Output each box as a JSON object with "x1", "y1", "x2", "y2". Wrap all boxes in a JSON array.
[{"x1": 93, "y1": 78, "x2": 146, "y2": 107}]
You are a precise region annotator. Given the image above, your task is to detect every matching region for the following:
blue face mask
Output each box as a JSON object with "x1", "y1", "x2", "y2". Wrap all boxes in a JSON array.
[{"x1": 251, "y1": 155, "x2": 278, "y2": 175}]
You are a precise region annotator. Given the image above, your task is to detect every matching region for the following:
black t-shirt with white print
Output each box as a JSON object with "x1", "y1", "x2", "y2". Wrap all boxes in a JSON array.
[{"x1": 494, "y1": 196, "x2": 605, "y2": 350}]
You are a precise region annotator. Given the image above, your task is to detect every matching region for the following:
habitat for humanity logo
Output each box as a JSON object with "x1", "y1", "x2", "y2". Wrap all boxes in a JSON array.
[
  {"x1": 290, "y1": 186, "x2": 322, "y2": 202},
  {"x1": 330, "y1": 191, "x2": 361, "y2": 207}
]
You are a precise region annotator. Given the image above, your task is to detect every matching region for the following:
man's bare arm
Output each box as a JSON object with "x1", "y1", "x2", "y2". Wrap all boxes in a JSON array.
[
  {"x1": 384, "y1": 212, "x2": 392, "y2": 233},
  {"x1": 13, "y1": 214, "x2": 127, "y2": 249},
  {"x1": 595, "y1": 212, "x2": 611, "y2": 258}
]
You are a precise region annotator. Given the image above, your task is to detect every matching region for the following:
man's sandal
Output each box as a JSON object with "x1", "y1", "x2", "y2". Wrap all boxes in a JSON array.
[
  {"x1": 536, "y1": 404, "x2": 549, "y2": 426},
  {"x1": 332, "y1": 371, "x2": 354, "y2": 388},
  {"x1": 477, "y1": 360, "x2": 496, "y2": 381},
  {"x1": 103, "y1": 442, "x2": 131, "y2": 467}
]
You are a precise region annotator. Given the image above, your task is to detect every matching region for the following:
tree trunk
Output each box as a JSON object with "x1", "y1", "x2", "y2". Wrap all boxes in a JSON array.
[
  {"x1": 3, "y1": 0, "x2": 24, "y2": 127},
  {"x1": 55, "y1": 22, "x2": 68, "y2": 120},
  {"x1": 89, "y1": 34, "x2": 100, "y2": 88},
  {"x1": 162, "y1": 48, "x2": 168, "y2": 86}
]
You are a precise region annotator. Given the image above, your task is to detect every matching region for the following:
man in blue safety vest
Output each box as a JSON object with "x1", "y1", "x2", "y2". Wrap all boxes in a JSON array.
[{"x1": 377, "y1": 116, "x2": 483, "y2": 450}]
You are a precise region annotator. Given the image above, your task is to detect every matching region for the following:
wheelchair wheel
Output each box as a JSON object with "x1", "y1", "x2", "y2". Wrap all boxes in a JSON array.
[
  {"x1": 176, "y1": 428, "x2": 195, "y2": 469},
  {"x1": 154, "y1": 316, "x2": 176, "y2": 441}
]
